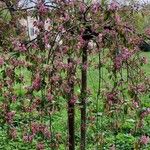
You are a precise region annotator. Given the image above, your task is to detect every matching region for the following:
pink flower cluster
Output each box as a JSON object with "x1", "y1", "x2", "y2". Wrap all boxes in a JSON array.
[
  {"x1": 37, "y1": 1, "x2": 48, "y2": 15},
  {"x1": 98, "y1": 33, "x2": 103, "y2": 43},
  {"x1": 69, "y1": 95, "x2": 77, "y2": 105},
  {"x1": 5, "y1": 67, "x2": 14, "y2": 78},
  {"x1": 33, "y1": 21, "x2": 44, "y2": 29},
  {"x1": 79, "y1": 3, "x2": 86, "y2": 12},
  {"x1": 145, "y1": 28, "x2": 150, "y2": 36},
  {"x1": 23, "y1": 123, "x2": 50, "y2": 143},
  {"x1": 13, "y1": 40, "x2": 27, "y2": 52},
  {"x1": 114, "y1": 48, "x2": 132, "y2": 70},
  {"x1": 141, "y1": 56, "x2": 148, "y2": 64},
  {"x1": 132, "y1": 100, "x2": 139, "y2": 108},
  {"x1": 115, "y1": 14, "x2": 121, "y2": 24},
  {"x1": 109, "y1": 1, "x2": 119, "y2": 11},
  {"x1": 114, "y1": 56, "x2": 122, "y2": 70},
  {"x1": 92, "y1": 2, "x2": 100, "y2": 13},
  {"x1": 63, "y1": 84, "x2": 71, "y2": 94},
  {"x1": 121, "y1": 48, "x2": 132, "y2": 60},
  {"x1": 0, "y1": 57, "x2": 4, "y2": 65},
  {"x1": 53, "y1": 60, "x2": 73, "y2": 71},
  {"x1": 82, "y1": 62, "x2": 88, "y2": 71},
  {"x1": 5, "y1": 111, "x2": 15, "y2": 124},
  {"x1": 23, "y1": 134, "x2": 34, "y2": 143},
  {"x1": 51, "y1": 75, "x2": 60, "y2": 83},
  {"x1": 140, "y1": 135, "x2": 150, "y2": 145},
  {"x1": 9, "y1": 128, "x2": 17, "y2": 139},
  {"x1": 24, "y1": 98, "x2": 41, "y2": 112},
  {"x1": 47, "y1": 93, "x2": 53, "y2": 102},
  {"x1": 32, "y1": 74, "x2": 41, "y2": 91},
  {"x1": 60, "y1": 46, "x2": 69, "y2": 54},
  {"x1": 61, "y1": 13, "x2": 70, "y2": 21},
  {"x1": 106, "y1": 92, "x2": 118, "y2": 105},
  {"x1": 77, "y1": 36, "x2": 85, "y2": 49},
  {"x1": 12, "y1": 95, "x2": 17, "y2": 102},
  {"x1": 9, "y1": 58, "x2": 25, "y2": 67},
  {"x1": 31, "y1": 122, "x2": 51, "y2": 138},
  {"x1": 44, "y1": 32, "x2": 50, "y2": 46},
  {"x1": 131, "y1": 84, "x2": 145, "y2": 94},
  {"x1": 37, "y1": 142, "x2": 45, "y2": 150},
  {"x1": 140, "y1": 108, "x2": 150, "y2": 118}
]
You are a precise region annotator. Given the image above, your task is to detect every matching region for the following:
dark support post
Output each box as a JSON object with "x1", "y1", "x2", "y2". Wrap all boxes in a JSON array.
[
  {"x1": 80, "y1": 42, "x2": 88, "y2": 150},
  {"x1": 67, "y1": 58, "x2": 75, "y2": 150}
]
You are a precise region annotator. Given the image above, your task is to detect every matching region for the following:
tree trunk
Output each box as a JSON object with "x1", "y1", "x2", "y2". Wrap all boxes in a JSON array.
[
  {"x1": 80, "y1": 42, "x2": 88, "y2": 150},
  {"x1": 67, "y1": 58, "x2": 75, "y2": 150}
]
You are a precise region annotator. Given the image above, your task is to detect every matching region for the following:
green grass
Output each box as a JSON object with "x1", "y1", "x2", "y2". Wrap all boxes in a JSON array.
[{"x1": 0, "y1": 51, "x2": 150, "y2": 149}]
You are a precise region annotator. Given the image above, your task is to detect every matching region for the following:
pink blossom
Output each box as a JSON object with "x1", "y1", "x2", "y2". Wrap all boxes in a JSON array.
[
  {"x1": 38, "y1": 1, "x2": 48, "y2": 15},
  {"x1": 141, "y1": 56, "x2": 148, "y2": 64},
  {"x1": 31, "y1": 43, "x2": 38, "y2": 49},
  {"x1": 0, "y1": 57, "x2": 4, "y2": 65},
  {"x1": 106, "y1": 92, "x2": 118, "y2": 105},
  {"x1": 63, "y1": 85, "x2": 71, "y2": 93},
  {"x1": 37, "y1": 142, "x2": 45, "y2": 150},
  {"x1": 43, "y1": 128, "x2": 51, "y2": 138},
  {"x1": 6, "y1": 79, "x2": 13, "y2": 86},
  {"x1": 37, "y1": 21, "x2": 44, "y2": 29},
  {"x1": 58, "y1": 25, "x2": 65, "y2": 32},
  {"x1": 140, "y1": 135, "x2": 150, "y2": 145},
  {"x1": 132, "y1": 101, "x2": 139, "y2": 108},
  {"x1": 92, "y1": 2, "x2": 100, "y2": 13},
  {"x1": 31, "y1": 122, "x2": 39, "y2": 134},
  {"x1": 123, "y1": 48, "x2": 132, "y2": 59},
  {"x1": 132, "y1": 84, "x2": 145, "y2": 93},
  {"x1": 9, "y1": 128, "x2": 17, "y2": 139},
  {"x1": 31, "y1": 122, "x2": 50, "y2": 139},
  {"x1": 109, "y1": 1, "x2": 119, "y2": 11},
  {"x1": 6, "y1": 68, "x2": 14, "y2": 78},
  {"x1": 13, "y1": 40, "x2": 27, "y2": 52},
  {"x1": 115, "y1": 14, "x2": 121, "y2": 23},
  {"x1": 114, "y1": 48, "x2": 132, "y2": 70},
  {"x1": 61, "y1": 13, "x2": 70, "y2": 21},
  {"x1": 137, "y1": 84, "x2": 145, "y2": 93},
  {"x1": 47, "y1": 93, "x2": 53, "y2": 102},
  {"x1": 23, "y1": 134, "x2": 34, "y2": 143},
  {"x1": 51, "y1": 75, "x2": 60, "y2": 83},
  {"x1": 98, "y1": 33, "x2": 103, "y2": 43},
  {"x1": 68, "y1": 62, "x2": 74, "y2": 69},
  {"x1": 140, "y1": 108, "x2": 150, "y2": 118},
  {"x1": 79, "y1": 3, "x2": 86, "y2": 12},
  {"x1": 60, "y1": 46, "x2": 68, "y2": 54},
  {"x1": 145, "y1": 28, "x2": 150, "y2": 36},
  {"x1": 12, "y1": 95, "x2": 17, "y2": 102},
  {"x1": 114, "y1": 56, "x2": 122, "y2": 70},
  {"x1": 32, "y1": 74, "x2": 41, "y2": 91},
  {"x1": 77, "y1": 36, "x2": 85, "y2": 49},
  {"x1": 5, "y1": 111, "x2": 15, "y2": 124},
  {"x1": 82, "y1": 62, "x2": 88, "y2": 71},
  {"x1": 69, "y1": 95, "x2": 77, "y2": 105},
  {"x1": 44, "y1": 32, "x2": 50, "y2": 45}
]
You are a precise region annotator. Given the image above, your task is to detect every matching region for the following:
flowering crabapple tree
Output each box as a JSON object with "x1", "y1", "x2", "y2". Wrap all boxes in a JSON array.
[{"x1": 0, "y1": 0, "x2": 150, "y2": 149}]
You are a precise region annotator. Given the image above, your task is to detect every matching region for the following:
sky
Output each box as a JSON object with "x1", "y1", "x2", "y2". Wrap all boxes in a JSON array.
[{"x1": 20, "y1": 0, "x2": 150, "y2": 8}]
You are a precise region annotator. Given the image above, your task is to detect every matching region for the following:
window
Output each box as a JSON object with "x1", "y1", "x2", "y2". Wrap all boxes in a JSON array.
[{"x1": 30, "y1": 28, "x2": 34, "y2": 36}]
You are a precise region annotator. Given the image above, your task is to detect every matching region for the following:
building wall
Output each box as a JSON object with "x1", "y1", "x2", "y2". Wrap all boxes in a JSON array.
[{"x1": 20, "y1": 16, "x2": 50, "y2": 40}]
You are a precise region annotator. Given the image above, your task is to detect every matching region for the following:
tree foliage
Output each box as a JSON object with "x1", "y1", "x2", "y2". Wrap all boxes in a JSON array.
[{"x1": 0, "y1": 0, "x2": 150, "y2": 149}]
